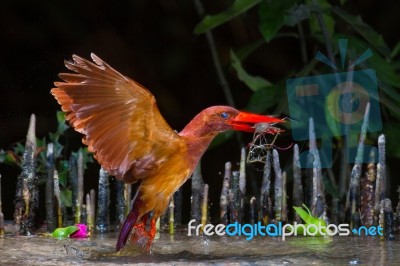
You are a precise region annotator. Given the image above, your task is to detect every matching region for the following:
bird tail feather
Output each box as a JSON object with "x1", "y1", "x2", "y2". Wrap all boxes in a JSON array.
[{"x1": 115, "y1": 181, "x2": 142, "y2": 251}]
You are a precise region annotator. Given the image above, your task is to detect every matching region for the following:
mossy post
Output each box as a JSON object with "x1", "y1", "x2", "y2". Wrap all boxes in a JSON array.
[
  {"x1": 45, "y1": 143, "x2": 56, "y2": 232},
  {"x1": 349, "y1": 103, "x2": 370, "y2": 229},
  {"x1": 124, "y1": 183, "x2": 132, "y2": 217},
  {"x1": 169, "y1": 196, "x2": 175, "y2": 235},
  {"x1": 115, "y1": 180, "x2": 125, "y2": 229},
  {"x1": 76, "y1": 150, "x2": 84, "y2": 224},
  {"x1": 239, "y1": 147, "x2": 246, "y2": 221},
  {"x1": 375, "y1": 135, "x2": 386, "y2": 224},
  {"x1": 173, "y1": 188, "x2": 182, "y2": 226},
  {"x1": 90, "y1": 189, "x2": 96, "y2": 230},
  {"x1": 309, "y1": 117, "x2": 327, "y2": 220},
  {"x1": 86, "y1": 193, "x2": 94, "y2": 233},
  {"x1": 229, "y1": 171, "x2": 241, "y2": 223},
  {"x1": 395, "y1": 188, "x2": 400, "y2": 232},
  {"x1": 14, "y1": 114, "x2": 38, "y2": 235},
  {"x1": 273, "y1": 149, "x2": 282, "y2": 222},
  {"x1": 282, "y1": 171, "x2": 288, "y2": 222},
  {"x1": 191, "y1": 162, "x2": 204, "y2": 225},
  {"x1": 53, "y1": 170, "x2": 63, "y2": 228},
  {"x1": 383, "y1": 198, "x2": 395, "y2": 240},
  {"x1": 69, "y1": 156, "x2": 78, "y2": 219},
  {"x1": 220, "y1": 162, "x2": 231, "y2": 225},
  {"x1": 360, "y1": 150, "x2": 376, "y2": 227},
  {"x1": 249, "y1": 196, "x2": 256, "y2": 225},
  {"x1": 96, "y1": 168, "x2": 109, "y2": 233},
  {"x1": 201, "y1": 184, "x2": 209, "y2": 231},
  {"x1": 260, "y1": 150, "x2": 272, "y2": 225},
  {"x1": 292, "y1": 144, "x2": 303, "y2": 223},
  {"x1": 0, "y1": 174, "x2": 4, "y2": 237}
]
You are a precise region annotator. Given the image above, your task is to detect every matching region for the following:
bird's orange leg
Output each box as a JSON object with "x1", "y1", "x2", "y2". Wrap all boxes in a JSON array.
[
  {"x1": 145, "y1": 218, "x2": 157, "y2": 252},
  {"x1": 129, "y1": 215, "x2": 157, "y2": 252},
  {"x1": 129, "y1": 213, "x2": 150, "y2": 250}
]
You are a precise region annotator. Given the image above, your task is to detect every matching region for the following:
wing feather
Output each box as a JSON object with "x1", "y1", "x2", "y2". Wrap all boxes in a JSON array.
[{"x1": 51, "y1": 54, "x2": 183, "y2": 183}]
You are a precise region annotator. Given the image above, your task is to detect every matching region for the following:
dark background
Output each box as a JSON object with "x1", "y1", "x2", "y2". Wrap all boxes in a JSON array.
[{"x1": 1, "y1": 0, "x2": 399, "y2": 223}]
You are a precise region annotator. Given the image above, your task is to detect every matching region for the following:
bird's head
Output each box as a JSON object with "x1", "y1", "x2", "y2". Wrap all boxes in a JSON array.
[{"x1": 184, "y1": 106, "x2": 284, "y2": 136}]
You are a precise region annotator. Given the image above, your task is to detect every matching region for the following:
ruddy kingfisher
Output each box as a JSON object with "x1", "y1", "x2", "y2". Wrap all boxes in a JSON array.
[{"x1": 51, "y1": 54, "x2": 284, "y2": 252}]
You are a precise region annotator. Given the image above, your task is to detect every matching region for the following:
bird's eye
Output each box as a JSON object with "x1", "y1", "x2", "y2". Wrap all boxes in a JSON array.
[{"x1": 220, "y1": 112, "x2": 229, "y2": 119}]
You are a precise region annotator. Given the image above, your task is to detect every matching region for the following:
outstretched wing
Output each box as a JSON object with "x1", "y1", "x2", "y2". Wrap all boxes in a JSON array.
[{"x1": 51, "y1": 54, "x2": 183, "y2": 183}]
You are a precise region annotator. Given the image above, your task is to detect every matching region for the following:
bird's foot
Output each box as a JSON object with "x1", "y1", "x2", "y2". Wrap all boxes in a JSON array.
[
  {"x1": 145, "y1": 219, "x2": 157, "y2": 252},
  {"x1": 129, "y1": 216, "x2": 156, "y2": 253}
]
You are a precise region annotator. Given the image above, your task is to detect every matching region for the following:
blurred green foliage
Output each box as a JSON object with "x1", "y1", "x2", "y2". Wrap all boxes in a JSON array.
[{"x1": 194, "y1": 0, "x2": 400, "y2": 160}]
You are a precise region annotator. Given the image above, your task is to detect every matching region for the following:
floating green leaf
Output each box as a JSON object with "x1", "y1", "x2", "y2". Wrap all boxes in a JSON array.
[
  {"x1": 230, "y1": 50, "x2": 271, "y2": 92},
  {"x1": 293, "y1": 204, "x2": 328, "y2": 235},
  {"x1": 51, "y1": 225, "x2": 78, "y2": 238},
  {"x1": 332, "y1": 7, "x2": 391, "y2": 58},
  {"x1": 194, "y1": 0, "x2": 262, "y2": 34}
]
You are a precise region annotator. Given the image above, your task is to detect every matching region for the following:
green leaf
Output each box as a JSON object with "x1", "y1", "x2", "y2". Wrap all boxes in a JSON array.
[
  {"x1": 293, "y1": 204, "x2": 328, "y2": 236},
  {"x1": 332, "y1": 35, "x2": 400, "y2": 121},
  {"x1": 53, "y1": 141, "x2": 64, "y2": 158},
  {"x1": 294, "y1": 204, "x2": 327, "y2": 225},
  {"x1": 333, "y1": 34, "x2": 400, "y2": 86},
  {"x1": 324, "y1": 88, "x2": 341, "y2": 137},
  {"x1": 14, "y1": 142, "x2": 25, "y2": 156},
  {"x1": 51, "y1": 225, "x2": 78, "y2": 238},
  {"x1": 332, "y1": 7, "x2": 391, "y2": 58},
  {"x1": 307, "y1": 0, "x2": 334, "y2": 37},
  {"x1": 385, "y1": 123, "x2": 400, "y2": 158},
  {"x1": 258, "y1": 0, "x2": 296, "y2": 42},
  {"x1": 390, "y1": 41, "x2": 400, "y2": 59},
  {"x1": 71, "y1": 147, "x2": 94, "y2": 170},
  {"x1": 293, "y1": 205, "x2": 314, "y2": 224},
  {"x1": 236, "y1": 39, "x2": 265, "y2": 61},
  {"x1": 230, "y1": 50, "x2": 271, "y2": 92},
  {"x1": 209, "y1": 131, "x2": 234, "y2": 149},
  {"x1": 1, "y1": 151, "x2": 20, "y2": 166},
  {"x1": 323, "y1": 173, "x2": 338, "y2": 198},
  {"x1": 56, "y1": 111, "x2": 69, "y2": 134},
  {"x1": 0, "y1": 150, "x2": 7, "y2": 163},
  {"x1": 284, "y1": 4, "x2": 311, "y2": 27},
  {"x1": 246, "y1": 85, "x2": 277, "y2": 113},
  {"x1": 57, "y1": 160, "x2": 70, "y2": 187},
  {"x1": 194, "y1": 0, "x2": 262, "y2": 34},
  {"x1": 61, "y1": 188, "x2": 72, "y2": 208}
]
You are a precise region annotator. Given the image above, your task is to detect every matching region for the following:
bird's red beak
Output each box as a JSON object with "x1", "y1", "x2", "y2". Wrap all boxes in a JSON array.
[{"x1": 229, "y1": 111, "x2": 284, "y2": 132}]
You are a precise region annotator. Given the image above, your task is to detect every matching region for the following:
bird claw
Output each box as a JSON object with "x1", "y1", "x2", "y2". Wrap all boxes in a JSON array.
[{"x1": 129, "y1": 218, "x2": 157, "y2": 253}]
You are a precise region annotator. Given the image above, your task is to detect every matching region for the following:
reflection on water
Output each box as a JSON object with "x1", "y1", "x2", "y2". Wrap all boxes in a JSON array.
[{"x1": 0, "y1": 230, "x2": 398, "y2": 265}]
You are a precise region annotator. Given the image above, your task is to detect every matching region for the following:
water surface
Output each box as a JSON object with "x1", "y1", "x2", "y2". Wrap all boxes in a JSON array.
[{"x1": 0, "y1": 229, "x2": 398, "y2": 265}]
